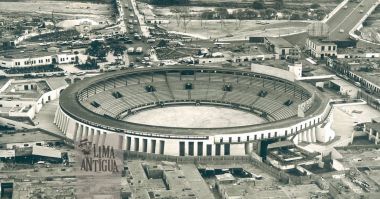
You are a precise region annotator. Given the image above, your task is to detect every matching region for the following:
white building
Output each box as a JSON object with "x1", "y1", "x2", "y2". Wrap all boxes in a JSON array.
[
  {"x1": 0, "y1": 78, "x2": 68, "y2": 119},
  {"x1": 305, "y1": 38, "x2": 337, "y2": 59},
  {"x1": 0, "y1": 52, "x2": 78, "y2": 68}
]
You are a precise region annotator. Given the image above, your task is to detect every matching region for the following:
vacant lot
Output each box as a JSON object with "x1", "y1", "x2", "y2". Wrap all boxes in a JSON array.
[
  {"x1": 0, "y1": 0, "x2": 112, "y2": 21},
  {"x1": 162, "y1": 19, "x2": 311, "y2": 41}
]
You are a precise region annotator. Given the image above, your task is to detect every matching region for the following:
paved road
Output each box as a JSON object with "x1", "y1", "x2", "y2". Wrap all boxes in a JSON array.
[
  {"x1": 34, "y1": 99, "x2": 63, "y2": 134},
  {"x1": 120, "y1": 0, "x2": 153, "y2": 65},
  {"x1": 326, "y1": 0, "x2": 379, "y2": 41}
]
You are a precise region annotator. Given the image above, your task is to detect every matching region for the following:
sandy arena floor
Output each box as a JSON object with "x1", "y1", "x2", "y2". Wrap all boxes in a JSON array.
[{"x1": 124, "y1": 105, "x2": 266, "y2": 128}]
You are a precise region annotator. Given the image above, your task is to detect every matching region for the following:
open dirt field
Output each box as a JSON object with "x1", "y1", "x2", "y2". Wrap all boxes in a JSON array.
[
  {"x1": 124, "y1": 105, "x2": 266, "y2": 128},
  {"x1": 161, "y1": 20, "x2": 311, "y2": 41},
  {"x1": 0, "y1": 0, "x2": 112, "y2": 21}
]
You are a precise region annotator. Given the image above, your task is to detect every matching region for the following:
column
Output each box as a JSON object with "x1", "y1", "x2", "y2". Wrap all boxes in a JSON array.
[
  {"x1": 307, "y1": 129, "x2": 312, "y2": 142},
  {"x1": 101, "y1": 132, "x2": 106, "y2": 146},
  {"x1": 77, "y1": 125, "x2": 83, "y2": 142},
  {"x1": 89, "y1": 128, "x2": 95, "y2": 144},
  {"x1": 54, "y1": 108, "x2": 59, "y2": 124},
  {"x1": 95, "y1": 130, "x2": 101, "y2": 146},
  {"x1": 84, "y1": 126, "x2": 89, "y2": 140},
  {"x1": 72, "y1": 123, "x2": 79, "y2": 142},
  {"x1": 309, "y1": 127, "x2": 315, "y2": 142},
  {"x1": 302, "y1": 131, "x2": 307, "y2": 142}
]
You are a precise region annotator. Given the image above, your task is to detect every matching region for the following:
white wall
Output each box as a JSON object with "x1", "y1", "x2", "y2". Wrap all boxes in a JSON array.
[{"x1": 0, "y1": 53, "x2": 79, "y2": 68}]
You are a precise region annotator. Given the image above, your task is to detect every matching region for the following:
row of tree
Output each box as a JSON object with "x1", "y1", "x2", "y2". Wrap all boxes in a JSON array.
[
  {"x1": 252, "y1": 0, "x2": 284, "y2": 10},
  {"x1": 200, "y1": 8, "x2": 277, "y2": 20},
  {"x1": 87, "y1": 39, "x2": 126, "y2": 58},
  {"x1": 150, "y1": 0, "x2": 190, "y2": 6}
]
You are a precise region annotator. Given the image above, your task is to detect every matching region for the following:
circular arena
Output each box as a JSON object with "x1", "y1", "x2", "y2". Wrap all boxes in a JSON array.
[{"x1": 55, "y1": 67, "x2": 332, "y2": 157}]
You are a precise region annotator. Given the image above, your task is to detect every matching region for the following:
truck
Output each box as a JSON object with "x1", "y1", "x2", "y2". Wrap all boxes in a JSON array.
[
  {"x1": 135, "y1": 47, "x2": 143, "y2": 54},
  {"x1": 127, "y1": 47, "x2": 135, "y2": 54}
]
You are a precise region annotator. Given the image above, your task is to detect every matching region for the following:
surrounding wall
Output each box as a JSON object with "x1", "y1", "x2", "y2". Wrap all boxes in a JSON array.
[{"x1": 54, "y1": 98, "x2": 334, "y2": 156}]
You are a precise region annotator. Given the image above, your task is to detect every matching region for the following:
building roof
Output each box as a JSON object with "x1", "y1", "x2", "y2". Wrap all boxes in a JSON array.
[
  {"x1": 307, "y1": 38, "x2": 336, "y2": 46},
  {"x1": 32, "y1": 146, "x2": 62, "y2": 159},
  {"x1": 0, "y1": 49, "x2": 55, "y2": 60},
  {"x1": 0, "y1": 131, "x2": 61, "y2": 145},
  {"x1": 365, "y1": 122, "x2": 380, "y2": 132},
  {"x1": 266, "y1": 37, "x2": 294, "y2": 48},
  {"x1": 335, "y1": 147, "x2": 380, "y2": 168},
  {"x1": 0, "y1": 78, "x2": 10, "y2": 89},
  {"x1": 268, "y1": 140, "x2": 294, "y2": 149},
  {"x1": 45, "y1": 77, "x2": 68, "y2": 90},
  {"x1": 215, "y1": 173, "x2": 236, "y2": 182},
  {"x1": 372, "y1": 117, "x2": 380, "y2": 123},
  {"x1": 0, "y1": 150, "x2": 15, "y2": 158},
  {"x1": 329, "y1": 79, "x2": 355, "y2": 88}
]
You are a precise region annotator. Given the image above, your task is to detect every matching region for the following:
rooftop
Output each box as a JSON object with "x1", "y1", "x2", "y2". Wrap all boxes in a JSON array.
[
  {"x1": 45, "y1": 77, "x2": 68, "y2": 90},
  {"x1": 335, "y1": 147, "x2": 380, "y2": 168},
  {"x1": 0, "y1": 48, "x2": 55, "y2": 60},
  {"x1": 307, "y1": 38, "x2": 336, "y2": 46},
  {"x1": 215, "y1": 173, "x2": 236, "y2": 182},
  {"x1": 32, "y1": 145, "x2": 62, "y2": 158},
  {"x1": 265, "y1": 37, "x2": 294, "y2": 48},
  {"x1": 353, "y1": 70, "x2": 380, "y2": 86},
  {"x1": 0, "y1": 130, "x2": 61, "y2": 145}
]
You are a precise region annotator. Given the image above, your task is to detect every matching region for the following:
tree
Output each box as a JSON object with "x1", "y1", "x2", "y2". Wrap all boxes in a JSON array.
[
  {"x1": 201, "y1": 11, "x2": 215, "y2": 19},
  {"x1": 310, "y1": 3, "x2": 320, "y2": 9},
  {"x1": 274, "y1": 0, "x2": 284, "y2": 10},
  {"x1": 290, "y1": 13, "x2": 301, "y2": 20},
  {"x1": 151, "y1": 0, "x2": 190, "y2": 6},
  {"x1": 87, "y1": 40, "x2": 108, "y2": 58},
  {"x1": 302, "y1": 12, "x2": 309, "y2": 20},
  {"x1": 157, "y1": 40, "x2": 168, "y2": 48},
  {"x1": 180, "y1": 8, "x2": 192, "y2": 33},
  {"x1": 109, "y1": 41, "x2": 126, "y2": 56},
  {"x1": 252, "y1": 0, "x2": 265, "y2": 9},
  {"x1": 265, "y1": 8, "x2": 277, "y2": 19},
  {"x1": 215, "y1": 8, "x2": 229, "y2": 19}
]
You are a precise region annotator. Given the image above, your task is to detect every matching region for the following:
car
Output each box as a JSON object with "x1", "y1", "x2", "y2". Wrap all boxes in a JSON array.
[
  {"x1": 344, "y1": 5, "x2": 348, "y2": 9},
  {"x1": 76, "y1": 71, "x2": 86, "y2": 76},
  {"x1": 360, "y1": 10, "x2": 363, "y2": 13},
  {"x1": 339, "y1": 29, "x2": 344, "y2": 33},
  {"x1": 129, "y1": 62, "x2": 134, "y2": 67},
  {"x1": 147, "y1": 38, "x2": 156, "y2": 43},
  {"x1": 124, "y1": 40, "x2": 133, "y2": 44}
]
